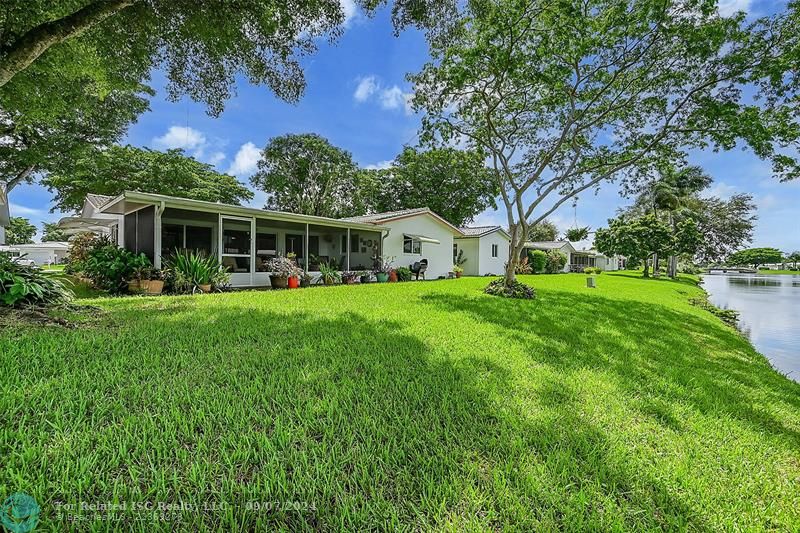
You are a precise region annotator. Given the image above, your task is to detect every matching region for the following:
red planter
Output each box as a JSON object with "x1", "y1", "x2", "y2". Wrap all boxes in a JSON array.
[
  {"x1": 389, "y1": 270, "x2": 398, "y2": 283},
  {"x1": 288, "y1": 276, "x2": 300, "y2": 289}
]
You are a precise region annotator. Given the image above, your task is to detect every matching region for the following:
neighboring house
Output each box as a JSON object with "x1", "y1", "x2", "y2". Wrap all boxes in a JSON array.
[
  {"x1": 0, "y1": 182, "x2": 9, "y2": 245},
  {"x1": 0, "y1": 242, "x2": 70, "y2": 265},
  {"x1": 454, "y1": 226, "x2": 511, "y2": 276},
  {"x1": 570, "y1": 248, "x2": 623, "y2": 271},
  {"x1": 343, "y1": 208, "x2": 464, "y2": 280},
  {"x1": 522, "y1": 241, "x2": 577, "y2": 272},
  {"x1": 59, "y1": 192, "x2": 465, "y2": 287}
]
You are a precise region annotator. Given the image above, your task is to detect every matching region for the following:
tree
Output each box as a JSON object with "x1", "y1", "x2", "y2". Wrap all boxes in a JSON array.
[
  {"x1": 412, "y1": 0, "x2": 800, "y2": 287},
  {"x1": 788, "y1": 251, "x2": 800, "y2": 268},
  {"x1": 692, "y1": 194, "x2": 756, "y2": 265},
  {"x1": 42, "y1": 145, "x2": 253, "y2": 212},
  {"x1": 0, "y1": 2, "x2": 447, "y2": 109},
  {"x1": 527, "y1": 220, "x2": 559, "y2": 242},
  {"x1": 369, "y1": 147, "x2": 498, "y2": 226},
  {"x1": 6, "y1": 217, "x2": 37, "y2": 244},
  {"x1": 595, "y1": 214, "x2": 701, "y2": 278},
  {"x1": 41, "y1": 222, "x2": 66, "y2": 242},
  {"x1": 726, "y1": 248, "x2": 784, "y2": 269},
  {"x1": 251, "y1": 134, "x2": 366, "y2": 219},
  {"x1": 565, "y1": 226, "x2": 590, "y2": 242}
]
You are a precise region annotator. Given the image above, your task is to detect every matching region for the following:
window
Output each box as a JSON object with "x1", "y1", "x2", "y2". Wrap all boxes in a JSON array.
[
  {"x1": 453, "y1": 244, "x2": 458, "y2": 263},
  {"x1": 403, "y1": 236, "x2": 421, "y2": 254},
  {"x1": 491, "y1": 244, "x2": 498, "y2": 258}
]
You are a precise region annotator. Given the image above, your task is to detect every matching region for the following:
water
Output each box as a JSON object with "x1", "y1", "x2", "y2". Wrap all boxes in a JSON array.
[{"x1": 702, "y1": 273, "x2": 800, "y2": 381}]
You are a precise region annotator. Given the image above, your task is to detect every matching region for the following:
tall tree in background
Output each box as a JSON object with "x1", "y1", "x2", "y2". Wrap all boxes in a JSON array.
[
  {"x1": 527, "y1": 220, "x2": 559, "y2": 242},
  {"x1": 726, "y1": 247, "x2": 784, "y2": 269},
  {"x1": 369, "y1": 147, "x2": 498, "y2": 226},
  {"x1": 413, "y1": 0, "x2": 800, "y2": 288},
  {"x1": 41, "y1": 222, "x2": 66, "y2": 242},
  {"x1": 5, "y1": 216, "x2": 36, "y2": 244},
  {"x1": 42, "y1": 145, "x2": 253, "y2": 212},
  {"x1": 251, "y1": 134, "x2": 368, "y2": 219}
]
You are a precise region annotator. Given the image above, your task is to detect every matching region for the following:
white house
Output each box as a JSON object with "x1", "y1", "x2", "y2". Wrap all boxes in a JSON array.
[
  {"x1": 343, "y1": 207, "x2": 464, "y2": 280},
  {"x1": 0, "y1": 242, "x2": 70, "y2": 265},
  {"x1": 523, "y1": 241, "x2": 577, "y2": 272},
  {"x1": 58, "y1": 192, "x2": 466, "y2": 287},
  {"x1": 570, "y1": 248, "x2": 623, "y2": 271},
  {"x1": 454, "y1": 226, "x2": 511, "y2": 276}
]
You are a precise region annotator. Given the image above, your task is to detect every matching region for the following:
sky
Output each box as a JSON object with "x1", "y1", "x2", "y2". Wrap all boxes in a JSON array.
[{"x1": 9, "y1": 0, "x2": 798, "y2": 252}]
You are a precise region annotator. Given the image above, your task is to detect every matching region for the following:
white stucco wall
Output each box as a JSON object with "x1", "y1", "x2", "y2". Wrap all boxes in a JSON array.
[
  {"x1": 477, "y1": 231, "x2": 509, "y2": 276},
  {"x1": 454, "y1": 238, "x2": 479, "y2": 276},
  {"x1": 381, "y1": 215, "x2": 458, "y2": 280}
]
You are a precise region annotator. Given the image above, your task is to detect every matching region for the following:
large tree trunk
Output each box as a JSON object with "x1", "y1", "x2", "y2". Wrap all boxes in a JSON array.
[
  {"x1": 652, "y1": 252, "x2": 660, "y2": 277},
  {"x1": 0, "y1": 0, "x2": 136, "y2": 88},
  {"x1": 503, "y1": 223, "x2": 526, "y2": 286},
  {"x1": 642, "y1": 256, "x2": 651, "y2": 278},
  {"x1": 668, "y1": 255, "x2": 678, "y2": 278}
]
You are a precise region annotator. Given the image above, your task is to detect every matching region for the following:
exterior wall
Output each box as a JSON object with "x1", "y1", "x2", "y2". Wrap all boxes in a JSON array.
[
  {"x1": 83, "y1": 202, "x2": 125, "y2": 247},
  {"x1": 0, "y1": 245, "x2": 68, "y2": 264},
  {"x1": 0, "y1": 226, "x2": 4, "y2": 245},
  {"x1": 477, "y1": 232, "x2": 509, "y2": 276},
  {"x1": 454, "y1": 238, "x2": 480, "y2": 276},
  {"x1": 380, "y1": 215, "x2": 458, "y2": 280}
]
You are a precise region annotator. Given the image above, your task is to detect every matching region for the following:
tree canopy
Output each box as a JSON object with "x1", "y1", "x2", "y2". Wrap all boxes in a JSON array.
[
  {"x1": 42, "y1": 145, "x2": 253, "y2": 212},
  {"x1": 41, "y1": 222, "x2": 66, "y2": 242},
  {"x1": 726, "y1": 247, "x2": 784, "y2": 268},
  {"x1": 565, "y1": 226, "x2": 590, "y2": 243},
  {"x1": 595, "y1": 214, "x2": 701, "y2": 277},
  {"x1": 412, "y1": 0, "x2": 800, "y2": 286},
  {"x1": 251, "y1": 133, "x2": 368, "y2": 219},
  {"x1": 527, "y1": 220, "x2": 559, "y2": 242},
  {"x1": 5, "y1": 216, "x2": 37, "y2": 244},
  {"x1": 368, "y1": 147, "x2": 498, "y2": 226}
]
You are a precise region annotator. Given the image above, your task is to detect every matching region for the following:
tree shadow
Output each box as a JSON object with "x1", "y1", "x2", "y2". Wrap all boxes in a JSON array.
[{"x1": 5, "y1": 303, "x2": 711, "y2": 531}]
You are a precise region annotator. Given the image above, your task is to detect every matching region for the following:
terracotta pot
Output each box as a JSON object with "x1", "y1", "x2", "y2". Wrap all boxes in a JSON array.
[
  {"x1": 344, "y1": 277, "x2": 356, "y2": 285},
  {"x1": 388, "y1": 270, "x2": 398, "y2": 282},
  {"x1": 455, "y1": 271, "x2": 462, "y2": 279},
  {"x1": 270, "y1": 275, "x2": 289, "y2": 289},
  {"x1": 127, "y1": 280, "x2": 141, "y2": 293},
  {"x1": 288, "y1": 276, "x2": 300, "y2": 289},
  {"x1": 198, "y1": 284, "x2": 212, "y2": 293},
  {"x1": 144, "y1": 280, "x2": 164, "y2": 295},
  {"x1": 375, "y1": 272, "x2": 389, "y2": 283}
]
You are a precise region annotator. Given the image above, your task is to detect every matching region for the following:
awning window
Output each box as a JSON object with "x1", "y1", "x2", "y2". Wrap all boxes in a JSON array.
[{"x1": 403, "y1": 233, "x2": 440, "y2": 245}]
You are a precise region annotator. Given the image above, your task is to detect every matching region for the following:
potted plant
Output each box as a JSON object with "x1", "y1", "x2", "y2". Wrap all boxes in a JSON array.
[
  {"x1": 388, "y1": 269, "x2": 398, "y2": 282},
  {"x1": 341, "y1": 271, "x2": 358, "y2": 285},
  {"x1": 266, "y1": 255, "x2": 301, "y2": 289},
  {"x1": 453, "y1": 265, "x2": 464, "y2": 278},
  {"x1": 359, "y1": 271, "x2": 372, "y2": 284},
  {"x1": 139, "y1": 267, "x2": 165, "y2": 295},
  {"x1": 318, "y1": 261, "x2": 341, "y2": 285},
  {"x1": 300, "y1": 272, "x2": 312, "y2": 288},
  {"x1": 164, "y1": 249, "x2": 228, "y2": 294},
  {"x1": 373, "y1": 255, "x2": 393, "y2": 283}
]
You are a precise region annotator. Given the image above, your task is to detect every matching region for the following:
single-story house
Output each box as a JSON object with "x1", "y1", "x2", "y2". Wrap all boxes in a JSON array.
[
  {"x1": 522, "y1": 240, "x2": 577, "y2": 272},
  {"x1": 0, "y1": 242, "x2": 70, "y2": 265},
  {"x1": 454, "y1": 226, "x2": 511, "y2": 276},
  {"x1": 59, "y1": 192, "x2": 466, "y2": 287},
  {"x1": 570, "y1": 248, "x2": 623, "y2": 271}
]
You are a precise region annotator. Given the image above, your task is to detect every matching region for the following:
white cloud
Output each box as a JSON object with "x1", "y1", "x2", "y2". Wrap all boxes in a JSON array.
[
  {"x1": 227, "y1": 142, "x2": 261, "y2": 177},
  {"x1": 207, "y1": 151, "x2": 226, "y2": 166},
  {"x1": 353, "y1": 76, "x2": 378, "y2": 102},
  {"x1": 379, "y1": 86, "x2": 414, "y2": 115},
  {"x1": 152, "y1": 126, "x2": 207, "y2": 151},
  {"x1": 718, "y1": 0, "x2": 752, "y2": 17},
  {"x1": 757, "y1": 193, "x2": 779, "y2": 210},
  {"x1": 341, "y1": 0, "x2": 359, "y2": 26},
  {"x1": 704, "y1": 181, "x2": 737, "y2": 199},
  {"x1": 9, "y1": 203, "x2": 47, "y2": 218},
  {"x1": 364, "y1": 160, "x2": 394, "y2": 170}
]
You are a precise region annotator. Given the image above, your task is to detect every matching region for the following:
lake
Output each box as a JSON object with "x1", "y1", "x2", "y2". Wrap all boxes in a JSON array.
[{"x1": 702, "y1": 273, "x2": 800, "y2": 381}]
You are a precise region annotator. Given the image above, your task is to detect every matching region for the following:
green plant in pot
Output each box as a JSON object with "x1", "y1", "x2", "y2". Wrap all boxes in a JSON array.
[
  {"x1": 395, "y1": 266, "x2": 413, "y2": 282},
  {"x1": 318, "y1": 261, "x2": 341, "y2": 285},
  {"x1": 341, "y1": 271, "x2": 358, "y2": 285},
  {"x1": 265, "y1": 255, "x2": 302, "y2": 289},
  {"x1": 165, "y1": 249, "x2": 229, "y2": 294},
  {"x1": 358, "y1": 271, "x2": 372, "y2": 284},
  {"x1": 135, "y1": 265, "x2": 166, "y2": 295},
  {"x1": 373, "y1": 255, "x2": 394, "y2": 283},
  {"x1": 453, "y1": 265, "x2": 464, "y2": 278},
  {"x1": 300, "y1": 272, "x2": 313, "y2": 288}
]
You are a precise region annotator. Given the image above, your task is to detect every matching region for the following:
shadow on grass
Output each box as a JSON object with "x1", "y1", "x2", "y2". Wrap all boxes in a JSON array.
[
  {"x1": 5, "y1": 303, "x2": 712, "y2": 531},
  {"x1": 420, "y1": 290, "x2": 800, "y2": 447}
]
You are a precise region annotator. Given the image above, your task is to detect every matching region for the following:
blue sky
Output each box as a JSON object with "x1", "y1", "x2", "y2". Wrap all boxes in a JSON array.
[{"x1": 10, "y1": 0, "x2": 798, "y2": 252}]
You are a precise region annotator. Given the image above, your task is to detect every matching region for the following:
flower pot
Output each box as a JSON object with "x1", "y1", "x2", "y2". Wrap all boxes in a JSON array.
[
  {"x1": 270, "y1": 274, "x2": 289, "y2": 289},
  {"x1": 127, "y1": 280, "x2": 141, "y2": 293},
  {"x1": 389, "y1": 270, "x2": 398, "y2": 283},
  {"x1": 455, "y1": 271, "x2": 462, "y2": 279},
  {"x1": 375, "y1": 272, "x2": 389, "y2": 283},
  {"x1": 144, "y1": 280, "x2": 164, "y2": 295},
  {"x1": 300, "y1": 278, "x2": 311, "y2": 288},
  {"x1": 198, "y1": 284, "x2": 212, "y2": 293},
  {"x1": 360, "y1": 275, "x2": 371, "y2": 284},
  {"x1": 344, "y1": 278, "x2": 356, "y2": 285},
  {"x1": 323, "y1": 277, "x2": 335, "y2": 286},
  {"x1": 288, "y1": 276, "x2": 300, "y2": 289}
]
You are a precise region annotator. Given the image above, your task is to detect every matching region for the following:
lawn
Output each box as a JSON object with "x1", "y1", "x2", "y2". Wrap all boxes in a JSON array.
[
  {"x1": 1, "y1": 272, "x2": 799, "y2": 530},
  {"x1": 758, "y1": 269, "x2": 800, "y2": 275}
]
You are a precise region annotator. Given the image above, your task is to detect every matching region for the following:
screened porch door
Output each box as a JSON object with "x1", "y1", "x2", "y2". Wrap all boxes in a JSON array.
[{"x1": 220, "y1": 215, "x2": 255, "y2": 286}]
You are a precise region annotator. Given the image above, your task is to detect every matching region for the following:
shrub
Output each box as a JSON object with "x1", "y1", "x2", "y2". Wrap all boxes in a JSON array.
[
  {"x1": 484, "y1": 278, "x2": 536, "y2": 299},
  {"x1": 65, "y1": 232, "x2": 101, "y2": 274},
  {"x1": 265, "y1": 255, "x2": 302, "y2": 277},
  {"x1": 83, "y1": 242, "x2": 150, "y2": 293},
  {"x1": 317, "y1": 261, "x2": 341, "y2": 285},
  {"x1": 545, "y1": 250, "x2": 567, "y2": 273},
  {"x1": 395, "y1": 266, "x2": 413, "y2": 281},
  {"x1": 165, "y1": 249, "x2": 230, "y2": 293},
  {"x1": 515, "y1": 257, "x2": 533, "y2": 274},
  {"x1": 678, "y1": 262, "x2": 702, "y2": 275},
  {"x1": 529, "y1": 250, "x2": 547, "y2": 273},
  {"x1": 583, "y1": 267, "x2": 603, "y2": 275},
  {"x1": 0, "y1": 255, "x2": 73, "y2": 307}
]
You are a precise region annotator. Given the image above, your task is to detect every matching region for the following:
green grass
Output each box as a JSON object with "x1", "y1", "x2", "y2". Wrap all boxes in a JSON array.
[
  {"x1": 758, "y1": 269, "x2": 800, "y2": 275},
  {"x1": 2, "y1": 272, "x2": 799, "y2": 530},
  {"x1": 43, "y1": 271, "x2": 104, "y2": 299}
]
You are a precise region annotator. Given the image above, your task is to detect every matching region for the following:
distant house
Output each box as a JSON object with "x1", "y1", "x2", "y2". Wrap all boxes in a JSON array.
[
  {"x1": 522, "y1": 241, "x2": 622, "y2": 272},
  {"x1": 59, "y1": 192, "x2": 467, "y2": 286},
  {"x1": 522, "y1": 241, "x2": 577, "y2": 272},
  {"x1": 0, "y1": 242, "x2": 70, "y2": 265},
  {"x1": 454, "y1": 226, "x2": 511, "y2": 276}
]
